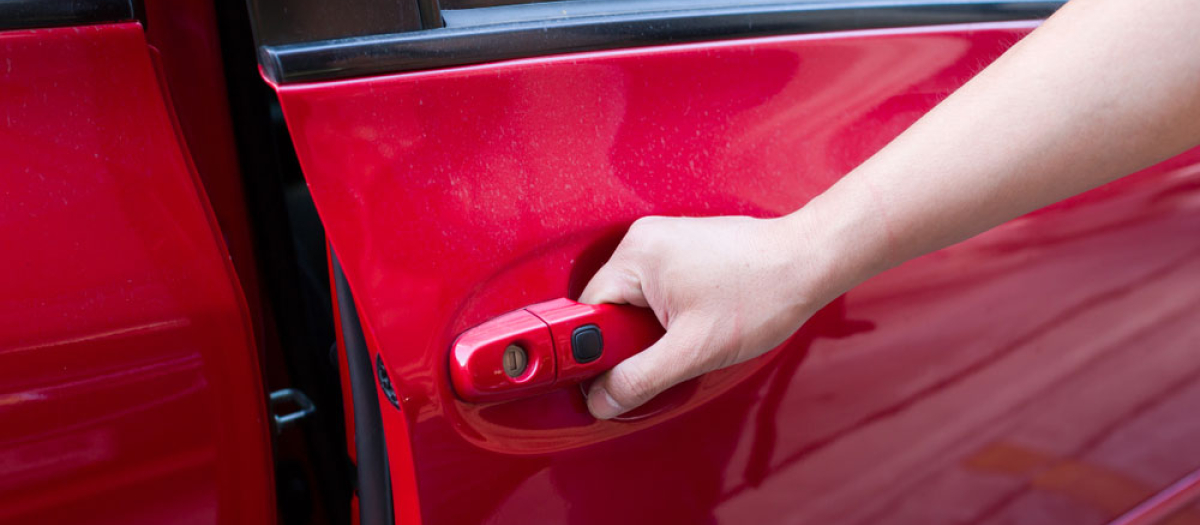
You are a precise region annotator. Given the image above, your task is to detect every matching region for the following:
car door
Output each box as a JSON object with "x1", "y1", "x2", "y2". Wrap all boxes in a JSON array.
[
  {"x1": 257, "y1": 1, "x2": 1200, "y2": 523},
  {"x1": 0, "y1": 2, "x2": 273, "y2": 523}
]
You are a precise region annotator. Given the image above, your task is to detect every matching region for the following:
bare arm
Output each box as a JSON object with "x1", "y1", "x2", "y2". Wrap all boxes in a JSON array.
[
  {"x1": 801, "y1": 0, "x2": 1200, "y2": 280},
  {"x1": 580, "y1": 0, "x2": 1200, "y2": 419}
]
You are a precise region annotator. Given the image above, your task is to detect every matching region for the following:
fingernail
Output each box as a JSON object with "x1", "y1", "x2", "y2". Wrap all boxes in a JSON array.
[{"x1": 588, "y1": 386, "x2": 623, "y2": 420}]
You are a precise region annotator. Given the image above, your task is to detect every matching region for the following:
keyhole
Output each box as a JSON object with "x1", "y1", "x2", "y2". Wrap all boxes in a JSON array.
[{"x1": 503, "y1": 344, "x2": 528, "y2": 378}]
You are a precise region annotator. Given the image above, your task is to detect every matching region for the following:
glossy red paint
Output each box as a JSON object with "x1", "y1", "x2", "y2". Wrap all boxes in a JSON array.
[
  {"x1": 141, "y1": 0, "x2": 262, "y2": 318},
  {"x1": 276, "y1": 21, "x2": 1200, "y2": 524},
  {"x1": 332, "y1": 250, "x2": 423, "y2": 524},
  {"x1": 1110, "y1": 468, "x2": 1200, "y2": 525},
  {"x1": 526, "y1": 299, "x2": 663, "y2": 386},
  {"x1": 451, "y1": 308, "x2": 558, "y2": 402},
  {"x1": 450, "y1": 299, "x2": 663, "y2": 402},
  {"x1": 0, "y1": 23, "x2": 273, "y2": 524}
]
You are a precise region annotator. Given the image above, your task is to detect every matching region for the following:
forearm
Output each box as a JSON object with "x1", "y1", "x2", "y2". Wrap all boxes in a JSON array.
[
  {"x1": 579, "y1": 0, "x2": 1200, "y2": 419},
  {"x1": 787, "y1": 0, "x2": 1200, "y2": 296}
]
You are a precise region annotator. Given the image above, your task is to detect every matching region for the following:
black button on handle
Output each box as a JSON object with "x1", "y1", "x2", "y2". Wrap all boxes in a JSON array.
[{"x1": 571, "y1": 325, "x2": 603, "y2": 363}]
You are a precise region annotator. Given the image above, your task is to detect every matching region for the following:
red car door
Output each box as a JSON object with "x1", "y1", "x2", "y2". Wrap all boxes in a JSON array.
[
  {"x1": 259, "y1": 1, "x2": 1200, "y2": 523},
  {"x1": 0, "y1": 3, "x2": 273, "y2": 523}
]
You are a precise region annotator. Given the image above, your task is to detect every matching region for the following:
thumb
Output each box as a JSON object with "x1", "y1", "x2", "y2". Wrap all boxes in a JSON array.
[
  {"x1": 578, "y1": 261, "x2": 648, "y2": 308},
  {"x1": 586, "y1": 324, "x2": 701, "y2": 419}
]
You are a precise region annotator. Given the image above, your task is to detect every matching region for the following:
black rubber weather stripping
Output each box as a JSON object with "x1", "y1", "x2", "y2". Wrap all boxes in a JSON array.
[
  {"x1": 0, "y1": 0, "x2": 134, "y2": 30},
  {"x1": 260, "y1": 0, "x2": 1063, "y2": 84},
  {"x1": 333, "y1": 253, "x2": 395, "y2": 525}
]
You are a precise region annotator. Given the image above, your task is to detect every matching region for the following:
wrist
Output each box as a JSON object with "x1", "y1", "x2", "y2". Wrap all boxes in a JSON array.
[{"x1": 774, "y1": 188, "x2": 891, "y2": 307}]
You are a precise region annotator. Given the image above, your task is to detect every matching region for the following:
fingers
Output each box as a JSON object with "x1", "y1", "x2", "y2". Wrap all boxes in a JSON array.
[
  {"x1": 578, "y1": 262, "x2": 648, "y2": 308},
  {"x1": 580, "y1": 216, "x2": 666, "y2": 307},
  {"x1": 586, "y1": 324, "x2": 702, "y2": 419}
]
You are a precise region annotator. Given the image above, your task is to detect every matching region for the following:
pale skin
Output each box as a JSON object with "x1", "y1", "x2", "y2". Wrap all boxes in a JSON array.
[{"x1": 579, "y1": 0, "x2": 1200, "y2": 420}]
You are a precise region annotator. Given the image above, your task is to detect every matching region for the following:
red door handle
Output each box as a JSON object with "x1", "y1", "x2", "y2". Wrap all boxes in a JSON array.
[{"x1": 449, "y1": 299, "x2": 664, "y2": 403}]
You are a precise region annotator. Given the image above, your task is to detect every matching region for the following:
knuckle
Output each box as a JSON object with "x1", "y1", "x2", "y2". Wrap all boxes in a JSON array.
[
  {"x1": 627, "y1": 216, "x2": 665, "y2": 239},
  {"x1": 632, "y1": 215, "x2": 664, "y2": 227}
]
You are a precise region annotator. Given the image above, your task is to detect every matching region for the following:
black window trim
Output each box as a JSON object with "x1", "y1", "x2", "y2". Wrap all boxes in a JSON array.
[{"x1": 259, "y1": 0, "x2": 1064, "y2": 84}]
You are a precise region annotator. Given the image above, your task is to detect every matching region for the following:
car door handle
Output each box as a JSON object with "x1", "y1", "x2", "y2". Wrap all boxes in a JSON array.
[{"x1": 449, "y1": 299, "x2": 664, "y2": 403}]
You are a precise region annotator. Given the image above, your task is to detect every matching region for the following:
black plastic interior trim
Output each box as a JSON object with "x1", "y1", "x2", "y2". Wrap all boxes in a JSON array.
[
  {"x1": 0, "y1": 0, "x2": 133, "y2": 30},
  {"x1": 333, "y1": 253, "x2": 395, "y2": 525},
  {"x1": 261, "y1": 0, "x2": 1063, "y2": 84},
  {"x1": 246, "y1": 0, "x2": 422, "y2": 47},
  {"x1": 418, "y1": 0, "x2": 445, "y2": 29}
]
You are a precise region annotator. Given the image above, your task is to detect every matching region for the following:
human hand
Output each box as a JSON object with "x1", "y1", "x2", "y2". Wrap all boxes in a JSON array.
[{"x1": 578, "y1": 214, "x2": 848, "y2": 419}]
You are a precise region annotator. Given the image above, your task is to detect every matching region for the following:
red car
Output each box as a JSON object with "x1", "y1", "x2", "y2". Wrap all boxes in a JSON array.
[{"x1": 4, "y1": 0, "x2": 1200, "y2": 524}]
